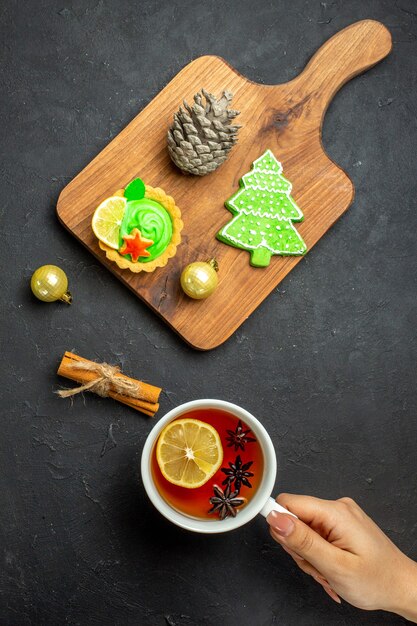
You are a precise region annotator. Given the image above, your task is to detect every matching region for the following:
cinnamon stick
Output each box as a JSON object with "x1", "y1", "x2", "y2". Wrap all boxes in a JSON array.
[{"x1": 57, "y1": 351, "x2": 161, "y2": 416}]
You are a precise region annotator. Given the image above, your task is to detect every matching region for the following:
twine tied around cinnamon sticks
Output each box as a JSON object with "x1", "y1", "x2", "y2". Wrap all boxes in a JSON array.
[
  {"x1": 56, "y1": 351, "x2": 161, "y2": 417},
  {"x1": 57, "y1": 361, "x2": 141, "y2": 399}
]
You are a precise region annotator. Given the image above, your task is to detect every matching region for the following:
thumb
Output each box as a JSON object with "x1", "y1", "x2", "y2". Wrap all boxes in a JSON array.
[{"x1": 267, "y1": 511, "x2": 340, "y2": 575}]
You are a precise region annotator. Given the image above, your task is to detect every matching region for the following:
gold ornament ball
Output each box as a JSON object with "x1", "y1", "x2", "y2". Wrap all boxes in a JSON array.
[
  {"x1": 181, "y1": 259, "x2": 219, "y2": 300},
  {"x1": 30, "y1": 265, "x2": 72, "y2": 304}
]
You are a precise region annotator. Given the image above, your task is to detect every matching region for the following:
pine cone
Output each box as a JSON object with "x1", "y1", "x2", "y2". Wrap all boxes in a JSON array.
[{"x1": 167, "y1": 89, "x2": 241, "y2": 176}]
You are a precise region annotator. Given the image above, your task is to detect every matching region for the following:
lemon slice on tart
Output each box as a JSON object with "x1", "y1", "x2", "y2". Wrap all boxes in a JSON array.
[
  {"x1": 92, "y1": 196, "x2": 127, "y2": 249},
  {"x1": 156, "y1": 418, "x2": 223, "y2": 489}
]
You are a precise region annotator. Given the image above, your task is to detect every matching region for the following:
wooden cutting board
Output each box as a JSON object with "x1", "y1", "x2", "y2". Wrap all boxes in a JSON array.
[{"x1": 57, "y1": 20, "x2": 391, "y2": 350}]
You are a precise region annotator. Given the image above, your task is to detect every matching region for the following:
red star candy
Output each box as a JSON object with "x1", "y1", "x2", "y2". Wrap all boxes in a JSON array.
[{"x1": 119, "y1": 228, "x2": 154, "y2": 262}]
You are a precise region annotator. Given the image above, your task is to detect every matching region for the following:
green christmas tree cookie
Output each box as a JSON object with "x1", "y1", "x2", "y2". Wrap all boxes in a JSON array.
[{"x1": 217, "y1": 149, "x2": 307, "y2": 267}]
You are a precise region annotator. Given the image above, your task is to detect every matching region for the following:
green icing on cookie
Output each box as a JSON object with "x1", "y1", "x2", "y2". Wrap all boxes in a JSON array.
[
  {"x1": 217, "y1": 149, "x2": 307, "y2": 267},
  {"x1": 119, "y1": 198, "x2": 172, "y2": 263}
]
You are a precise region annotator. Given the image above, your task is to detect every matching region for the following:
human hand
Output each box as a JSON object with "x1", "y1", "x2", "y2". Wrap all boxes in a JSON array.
[{"x1": 267, "y1": 494, "x2": 417, "y2": 621}]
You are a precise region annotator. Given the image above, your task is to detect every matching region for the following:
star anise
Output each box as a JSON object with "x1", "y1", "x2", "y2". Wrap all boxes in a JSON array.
[
  {"x1": 225, "y1": 420, "x2": 257, "y2": 451},
  {"x1": 208, "y1": 484, "x2": 245, "y2": 520},
  {"x1": 221, "y1": 455, "x2": 254, "y2": 491}
]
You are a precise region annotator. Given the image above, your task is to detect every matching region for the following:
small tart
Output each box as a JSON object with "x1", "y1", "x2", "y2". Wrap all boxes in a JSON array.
[{"x1": 98, "y1": 185, "x2": 183, "y2": 273}]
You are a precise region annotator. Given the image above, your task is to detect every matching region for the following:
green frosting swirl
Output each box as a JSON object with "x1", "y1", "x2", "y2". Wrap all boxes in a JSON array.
[{"x1": 119, "y1": 198, "x2": 173, "y2": 263}]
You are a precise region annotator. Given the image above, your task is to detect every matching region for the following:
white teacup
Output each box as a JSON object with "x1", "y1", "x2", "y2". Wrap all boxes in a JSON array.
[{"x1": 141, "y1": 399, "x2": 295, "y2": 533}]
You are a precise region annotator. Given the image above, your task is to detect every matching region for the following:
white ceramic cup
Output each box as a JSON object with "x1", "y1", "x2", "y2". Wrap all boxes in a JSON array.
[{"x1": 141, "y1": 399, "x2": 295, "y2": 533}]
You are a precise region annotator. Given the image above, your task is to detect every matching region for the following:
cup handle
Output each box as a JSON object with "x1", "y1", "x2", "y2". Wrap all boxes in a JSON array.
[{"x1": 260, "y1": 496, "x2": 298, "y2": 519}]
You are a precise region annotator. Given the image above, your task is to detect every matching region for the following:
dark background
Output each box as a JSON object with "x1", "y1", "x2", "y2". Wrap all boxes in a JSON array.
[{"x1": 1, "y1": 0, "x2": 416, "y2": 624}]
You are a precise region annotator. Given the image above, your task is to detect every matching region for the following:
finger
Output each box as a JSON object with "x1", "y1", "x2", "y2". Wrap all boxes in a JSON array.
[
  {"x1": 314, "y1": 574, "x2": 341, "y2": 601},
  {"x1": 319, "y1": 583, "x2": 342, "y2": 604},
  {"x1": 267, "y1": 510, "x2": 344, "y2": 577},
  {"x1": 290, "y1": 554, "x2": 323, "y2": 579},
  {"x1": 278, "y1": 537, "x2": 341, "y2": 603},
  {"x1": 273, "y1": 532, "x2": 328, "y2": 580},
  {"x1": 280, "y1": 545, "x2": 305, "y2": 562},
  {"x1": 276, "y1": 493, "x2": 344, "y2": 529}
]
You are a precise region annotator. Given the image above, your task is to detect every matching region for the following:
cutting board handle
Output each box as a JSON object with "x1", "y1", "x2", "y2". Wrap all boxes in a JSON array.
[{"x1": 293, "y1": 20, "x2": 392, "y2": 117}]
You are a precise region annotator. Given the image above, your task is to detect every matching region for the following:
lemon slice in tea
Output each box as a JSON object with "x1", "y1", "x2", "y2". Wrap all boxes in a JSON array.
[
  {"x1": 156, "y1": 418, "x2": 223, "y2": 489},
  {"x1": 92, "y1": 196, "x2": 127, "y2": 249}
]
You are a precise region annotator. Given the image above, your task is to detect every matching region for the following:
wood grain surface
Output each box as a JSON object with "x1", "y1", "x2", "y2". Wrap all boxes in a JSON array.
[{"x1": 57, "y1": 20, "x2": 392, "y2": 350}]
